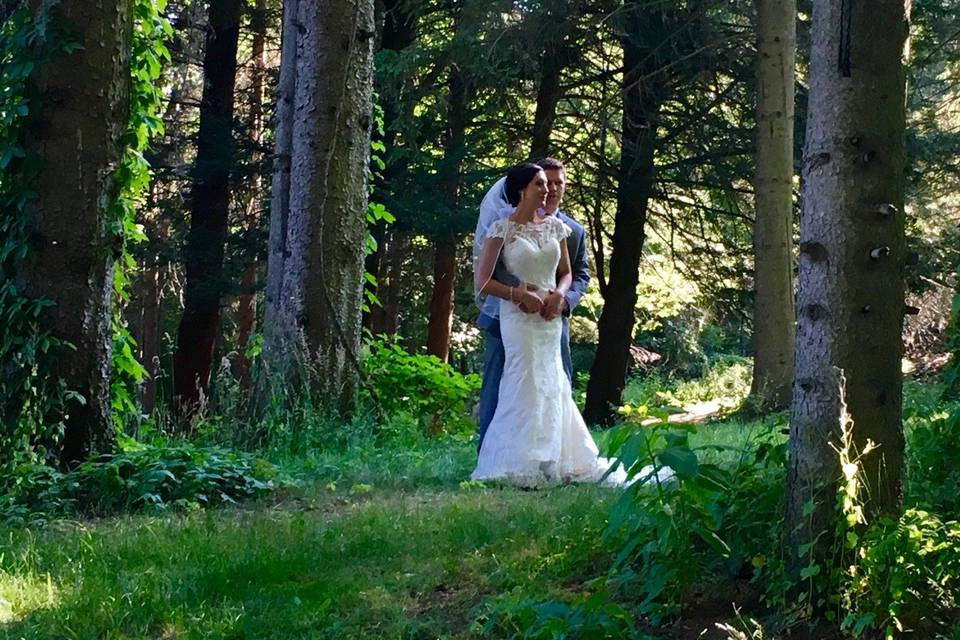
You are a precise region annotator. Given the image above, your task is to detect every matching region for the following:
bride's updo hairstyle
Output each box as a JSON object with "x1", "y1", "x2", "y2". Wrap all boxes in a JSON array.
[{"x1": 504, "y1": 163, "x2": 543, "y2": 206}]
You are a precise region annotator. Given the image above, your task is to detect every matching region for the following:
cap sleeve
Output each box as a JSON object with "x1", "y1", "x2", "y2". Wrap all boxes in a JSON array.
[
  {"x1": 485, "y1": 218, "x2": 510, "y2": 240},
  {"x1": 552, "y1": 216, "x2": 572, "y2": 241}
]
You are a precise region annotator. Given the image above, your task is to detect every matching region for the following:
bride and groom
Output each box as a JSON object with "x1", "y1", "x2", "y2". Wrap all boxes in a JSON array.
[{"x1": 470, "y1": 158, "x2": 628, "y2": 486}]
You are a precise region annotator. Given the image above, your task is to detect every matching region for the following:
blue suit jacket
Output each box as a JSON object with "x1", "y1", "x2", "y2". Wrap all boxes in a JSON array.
[{"x1": 477, "y1": 210, "x2": 590, "y2": 330}]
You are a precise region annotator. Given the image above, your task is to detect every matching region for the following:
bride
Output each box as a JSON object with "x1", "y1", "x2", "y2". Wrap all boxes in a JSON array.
[{"x1": 471, "y1": 163, "x2": 628, "y2": 486}]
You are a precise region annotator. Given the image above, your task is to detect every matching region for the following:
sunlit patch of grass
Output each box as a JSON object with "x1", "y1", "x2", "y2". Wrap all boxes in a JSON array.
[{"x1": 0, "y1": 568, "x2": 58, "y2": 624}]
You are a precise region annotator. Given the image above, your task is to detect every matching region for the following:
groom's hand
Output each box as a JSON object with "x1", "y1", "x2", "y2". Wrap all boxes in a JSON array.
[
  {"x1": 540, "y1": 291, "x2": 566, "y2": 320},
  {"x1": 516, "y1": 289, "x2": 543, "y2": 314}
]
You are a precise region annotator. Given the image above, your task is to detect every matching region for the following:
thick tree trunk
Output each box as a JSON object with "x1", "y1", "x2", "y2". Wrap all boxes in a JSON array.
[
  {"x1": 235, "y1": 0, "x2": 268, "y2": 386},
  {"x1": 785, "y1": 0, "x2": 910, "y2": 571},
  {"x1": 262, "y1": 0, "x2": 376, "y2": 415},
  {"x1": 17, "y1": 0, "x2": 131, "y2": 465},
  {"x1": 583, "y1": 8, "x2": 662, "y2": 426},
  {"x1": 172, "y1": 0, "x2": 243, "y2": 417},
  {"x1": 750, "y1": 0, "x2": 797, "y2": 411}
]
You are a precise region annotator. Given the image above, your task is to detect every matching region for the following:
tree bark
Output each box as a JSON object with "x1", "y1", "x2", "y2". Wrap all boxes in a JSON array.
[
  {"x1": 136, "y1": 213, "x2": 170, "y2": 415},
  {"x1": 18, "y1": 0, "x2": 132, "y2": 465},
  {"x1": 583, "y1": 5, "x2": 663, "y2": 426},
  {"x1": 425, "y1": 59, "x2": 467, "y2": 362},
  {"x1": 426, "y1": 234, "x2": 457, "y2": 360},
  {"x1": 235, "y1": 0, "x2": 268, "y2": 386},
  {"x1": 262, "y1": 0, "x2": 376, "y2": 415},
  {"x1": 369, "y1": 229, "x2": 405, "y2": 334},
  {"x1": 529, "y1": 1, "x2": 573, "y2": 160},
  {"x1": 749, "y1": 0, "x2": 797, "y2": 411},
  {"x1": 786, "y1": 0, "x2": 910, "y2": 572},
  {"x1": 172, "y1": 0, "x2": 243, "y2": 417},
  {"x1": 137, "y1": 264, "x2": 163, "y2": 415}
]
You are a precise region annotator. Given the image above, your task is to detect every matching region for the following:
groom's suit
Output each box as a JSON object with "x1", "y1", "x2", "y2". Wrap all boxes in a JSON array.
[{"x1": 476, "y1": 210, "x2": 590, "y2": 451}]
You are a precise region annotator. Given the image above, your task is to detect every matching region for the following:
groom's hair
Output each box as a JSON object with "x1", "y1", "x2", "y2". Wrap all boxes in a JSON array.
[
  {"x1": 534, "y1": 157, "x2": 565, "y2": 173},
  {"x1": 505, "y1": 163, "x2": 543, "y2": 206}
]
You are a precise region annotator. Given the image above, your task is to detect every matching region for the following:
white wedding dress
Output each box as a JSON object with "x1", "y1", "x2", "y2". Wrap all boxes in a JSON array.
[{"x1": 471, "y1": 216, "x2": 629, "y2": 487}]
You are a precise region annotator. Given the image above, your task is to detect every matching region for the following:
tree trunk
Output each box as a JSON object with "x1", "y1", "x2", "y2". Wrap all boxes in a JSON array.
[
  {"x1": 529, "y1": 1, "x2": 573, "y2": 160},
  {"x1": 367, "y1": 229, "x2": 404, "y2": 334},
  {"x1": 261, "y1": 0, "x2": 299, "y2": 399},
  {"x1": 17, "y1": 0, "x2": 132, "y2": 465},
  {"x1": 137, "y1": 264, "x2": 163, "y2": 415},
  {"x1": 750, "y1": 0, "x2": 797, "y2": 411},
  {"x1": 262, "y1": 0, "x2": 376, "y2": 415},
  {"x1": 136, "y1": 213, "x2": 170, "y2": 416},
  {"x1": 785, "y1": 0, "x2": 910, "y2": 572},
  {"x1": 235, "y1": 0, "x2": 268, "y2": 386},
  {"x1": 172, "y1": 0, "x2": 243, "y2": 418},
  {"x1": 425, "y1": 61, "x2": 467, "y2": 362},
  {"x1": 426, "y1": 234, "x2": 457, "y2": 360},
  {"x1": 529, "y1": 43, "x2": 563, "y2": 160},
  {"x1": 583, "y1": 6, "x2": 662, "y2": 426}
]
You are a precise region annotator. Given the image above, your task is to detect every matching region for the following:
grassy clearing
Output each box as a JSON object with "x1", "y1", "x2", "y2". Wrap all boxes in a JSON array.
[{"x1": 0, "y1": 438, "x2": 629, "y2": 640}]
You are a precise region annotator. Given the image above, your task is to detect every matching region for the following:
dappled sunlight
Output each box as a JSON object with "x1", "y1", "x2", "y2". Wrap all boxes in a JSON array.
[{"x1": 0, "y1": 570, "x2": 60, "y2": 625}]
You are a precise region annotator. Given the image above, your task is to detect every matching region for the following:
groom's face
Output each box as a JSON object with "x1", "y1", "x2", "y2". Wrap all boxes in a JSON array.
[{"x1": 544, "y1": 169, "x2": 566, "y2": 213}]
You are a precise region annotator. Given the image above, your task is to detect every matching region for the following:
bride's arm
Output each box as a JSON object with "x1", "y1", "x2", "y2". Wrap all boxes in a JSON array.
[
  {"x1": 475, "y1": 236, "x2": 516, "y2": 302},
  {"x1": 541, "y1": 241, "x2": 572, "y2": 320}
]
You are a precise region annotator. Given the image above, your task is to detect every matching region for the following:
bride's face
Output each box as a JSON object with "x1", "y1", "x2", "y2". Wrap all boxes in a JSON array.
[{"x1": 520, "y1": 170, "x2": 548, "y2": 208}]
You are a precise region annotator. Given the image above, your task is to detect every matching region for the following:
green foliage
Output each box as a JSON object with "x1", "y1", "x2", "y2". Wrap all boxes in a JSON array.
[
  {"x1": 621, "y1": 355, "x2": 753, "y2": 413},
  {"x1": 841, "y1": 510, "x2": 960, "y2": 638},
  {"x1": 1, "y1": 443, "x2": 281, "y2": 525},
  {"x1": 480, "y1": 587, "x2": 648, "y2": 640},
  {"x1": 905, "y1": 401, "x2": 960, "y2": 516},
  {"x1": 601, "y1": 412, "x2": 786, "y2": 621},
  {"x1": 109, "y1": 0, "x2": 171, "y2": 432},
  {"x1": 361, "y1": 335, "x2": 480, "y2": 437}
]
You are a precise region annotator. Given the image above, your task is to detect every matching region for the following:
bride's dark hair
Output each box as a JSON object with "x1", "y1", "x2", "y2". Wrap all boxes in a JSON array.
[{"x1": 504, "y1": 163, "x2": 543, "y2": 206}]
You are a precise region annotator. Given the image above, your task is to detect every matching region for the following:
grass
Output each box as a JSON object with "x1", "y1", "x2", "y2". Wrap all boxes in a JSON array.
[
  {"x1": 2, "y1": 370, "x2": 953, "y2": 640},
  {"x1": 0, "y1": 437, "x2": 627, "y2": 640}
]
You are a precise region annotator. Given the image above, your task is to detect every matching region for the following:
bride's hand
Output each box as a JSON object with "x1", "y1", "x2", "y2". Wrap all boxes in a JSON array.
[{"x1": 540, "y1": 291, "x2": 565, "y2": 320}]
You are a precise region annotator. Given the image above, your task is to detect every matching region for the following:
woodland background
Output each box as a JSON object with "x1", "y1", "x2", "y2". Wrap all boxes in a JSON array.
[{"x1": 1, "y1": 0, "x2": 960, "y2": 637}]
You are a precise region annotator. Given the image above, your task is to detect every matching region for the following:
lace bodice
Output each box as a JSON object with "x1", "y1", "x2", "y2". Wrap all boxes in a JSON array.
[{"x1": 486, "y1": 216, "x2": 572, "y2": 292}]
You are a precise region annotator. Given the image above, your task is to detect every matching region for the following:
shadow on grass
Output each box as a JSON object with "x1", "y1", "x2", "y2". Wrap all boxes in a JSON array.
[{"x1": 1, "y1": 481, "x2": 619, "y2": 639}]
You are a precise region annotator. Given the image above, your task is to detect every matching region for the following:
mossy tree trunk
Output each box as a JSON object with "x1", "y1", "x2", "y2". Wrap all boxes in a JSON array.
[
  {"x1": 262, "y1": 0, "x2": 376, "y2": 415},
  {"x1": 18, "y1": 0, "x2": 132, "y2": 465}
]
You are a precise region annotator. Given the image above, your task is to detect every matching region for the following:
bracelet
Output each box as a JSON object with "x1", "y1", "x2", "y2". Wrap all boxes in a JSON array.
[{"x1": 509, "y1": 286, "x2": 515, "y2": 303}]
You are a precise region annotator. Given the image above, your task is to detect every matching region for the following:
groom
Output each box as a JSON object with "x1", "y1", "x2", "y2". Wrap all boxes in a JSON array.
[{"x1": 475, "y1": 157, "x2": 591, "y2": 452}]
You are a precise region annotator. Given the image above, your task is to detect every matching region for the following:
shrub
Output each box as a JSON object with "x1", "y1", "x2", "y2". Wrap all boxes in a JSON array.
[
  {"x1": 0, "y1": 443, "x2": 283, "y2": 524},
  {"x1": 601, "y1": 411, "x2": 786, "y2": 621},
  {"x1": 361, "y1": 335, "x2": 480, "y2": 437},
  {"x1": 842, "y1": 510, "x2": 960, "y2": 638},
  {"x1": 905, "y1": 401, "x2": 960, "y2": 516}
]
